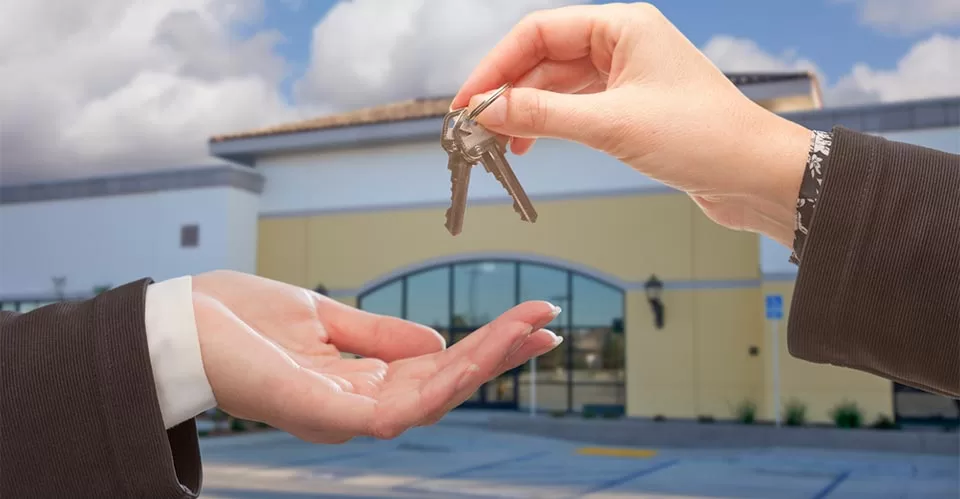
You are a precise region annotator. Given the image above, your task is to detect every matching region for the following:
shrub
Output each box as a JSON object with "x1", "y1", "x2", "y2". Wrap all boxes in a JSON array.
[
  {"x1": 549, "y1": 410, "x2": 565, "y2": 418},
  {"x1": 870, "y1": 415, "x2": 899, "y2": 430},
  {"x1": 602, "y1": 412, "x2": 621, "y2": 419},
  {"x1": 784, "y1": 399, "x2": 808, "y2": 427},
  {"x1": 697, "y1": 415, "x2": 715, "y2": 424},
  {"x1": 583, "y1": 408, "x2": 598, "y2": 419},
  {"x1": 198, "y1": 430, "x2": 209, "y2": 437},
  {"x1": 830, "y1": 400, "x2": 863, "y2": 428},
  {"x1": 230, "y1": 418, "x2": 247, "y2": 432},
  {"x1": 653, "y1": 414, "x2": 666, "y2": 422},
  {"x1": 734, "y1": 400, "x2": 757, "y2": 424}
]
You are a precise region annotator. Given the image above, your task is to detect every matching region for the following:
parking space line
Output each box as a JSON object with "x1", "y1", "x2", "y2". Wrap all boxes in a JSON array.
[
  {"x1": 811, "y1": 470, "x2": 851, "y2": 499},
  {"x1": 576, "y1": 447, "x2": 658, "y2": 458},
  {"x1": 436, "y1": 451, "x2": 550, "y2": 479},
  {"x1": 278, "y1": 449, "x2": 384, "y2": 467},
  {"x1": 390, "y1": 451, "x2": 549, "y2": 496},
  {"x1": 577, "y1": 459, "x2": 681, "y2": 496}
]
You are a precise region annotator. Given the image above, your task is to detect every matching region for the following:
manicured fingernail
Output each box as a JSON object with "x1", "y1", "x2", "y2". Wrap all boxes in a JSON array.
[
  {"x1": 456, "y1": 363, "x2": 481, "y2": 391},
  {"x1": 549, "y1": 304, "x2": 562, "y2": 317},
  {"x1": 543, "y1": 329, "x2": 563, "y2": 347},
  {"x1": 468, "y1": 92, "x2": 507, "y2": 127}
]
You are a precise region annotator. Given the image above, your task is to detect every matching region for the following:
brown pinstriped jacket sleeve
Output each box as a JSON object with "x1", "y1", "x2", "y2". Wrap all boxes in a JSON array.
[
  {"x1": 789, "y1": 126, "x2": 960, "y2": 398},
  {"x1": 0, "y1": 279, "x2": 202, "y2": 498}
]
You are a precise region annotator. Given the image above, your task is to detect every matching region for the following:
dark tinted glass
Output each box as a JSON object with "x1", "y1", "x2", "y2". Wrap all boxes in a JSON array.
[
  {"x1": 453, "y1": 261, "x2": 516, "y2": 327},
  {"x1": 406, "y1": 266, "x2": 450, "y2": 329},
  {"x1": 359, "y1": 280, "x2": 402, "y2": 318}
]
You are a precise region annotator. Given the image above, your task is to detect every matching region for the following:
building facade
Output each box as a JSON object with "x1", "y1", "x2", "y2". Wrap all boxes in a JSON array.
[{"x1": 209, "y1": 80, "x2": 956, "y2": 425}]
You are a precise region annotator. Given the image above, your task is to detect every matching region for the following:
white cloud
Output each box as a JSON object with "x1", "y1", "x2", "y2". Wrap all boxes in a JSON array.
[
  {"x1": 837, "y1": 0, "x2": 960, "y2": 34},
  {"x1": 0, "y1": 0, "x2": 302, "y2": 184},
  {"x1": 830, "y1": 34, "x2": 960, "y2": 105},
  {"x1": 294, "y1": 0, "x2": 583, "y2": 111},
  {"x1": 1, "y1": 0, "x2": 955, "y2": 184},
  {"x1": 701, "y1": 33, "x2": 960, "y2": 108},
  {"x1": 702, "y1": 36, "x2": 823, "y2": 75}
]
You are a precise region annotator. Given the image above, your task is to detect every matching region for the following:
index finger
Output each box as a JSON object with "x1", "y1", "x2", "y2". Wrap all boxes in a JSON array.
[{"x1": 450, "y1": 5, "x2": 605, "y2": 109}]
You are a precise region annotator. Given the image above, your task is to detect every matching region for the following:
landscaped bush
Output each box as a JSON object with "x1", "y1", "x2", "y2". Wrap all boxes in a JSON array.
[
  {"x1": 784, "y1": 399, "x2": 808, "y2": 426},
  {"x1": 870, "y1": 415, "x2": 899, "y2": 430},
  {"x1": 697, "y1": 415, "x2": 715, "y2": 424},
  {"x1": 830, "y1": 400, "x2": 863, "y2": 428},
  {"x1": 230, "y1": 418, "x2": 247, "y2": 432},
  {"x1": 549, "y1": 410, "x2": 565, "y2": 418},
  {"x1": 734, "y1": 400, "x2": 757, "y2": 424},
  {"x1": 653, "y1": 414, "x2": 666, "y2": 422}
]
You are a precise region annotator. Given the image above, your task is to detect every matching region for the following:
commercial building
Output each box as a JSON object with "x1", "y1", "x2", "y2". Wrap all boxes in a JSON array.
[{"x1": 2, "y1": 71, "x2": 956, "y2": 427}]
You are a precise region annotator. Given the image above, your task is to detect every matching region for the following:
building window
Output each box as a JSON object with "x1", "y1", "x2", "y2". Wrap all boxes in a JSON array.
[
  {"x1": 180, "y1": 224, "x2": 199, "y2": 248},
  {"x1": 893, "y1": 383, "x2": 960, "y2": 429},
  {"x1": 406, "y1": 267, "x2": 451, "y2": 342},
  {"x1": 453, "y1": 262, "x2": 515, "y2": 327},
  {"x1": 357, "y1": 259, "x2": 625, "y2": 413}
]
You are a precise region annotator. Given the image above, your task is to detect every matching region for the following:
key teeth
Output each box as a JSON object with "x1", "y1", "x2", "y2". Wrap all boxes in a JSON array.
[
  {"x1": 445, "y1": 155, "x2": 470, "y2": 236},
  {"x1": 512, "y1": 201, "x2": 538, "y2": 223}
]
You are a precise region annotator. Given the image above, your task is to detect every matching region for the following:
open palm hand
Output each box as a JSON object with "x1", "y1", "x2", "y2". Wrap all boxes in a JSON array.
[{"x1": 191, "y1": 271, "x2": 562, "y2": 444}]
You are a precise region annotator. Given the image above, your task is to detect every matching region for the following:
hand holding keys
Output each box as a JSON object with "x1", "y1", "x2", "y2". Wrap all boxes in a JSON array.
[{"x1": 442, "y1": 83, "x2": 537, "y2": 236}]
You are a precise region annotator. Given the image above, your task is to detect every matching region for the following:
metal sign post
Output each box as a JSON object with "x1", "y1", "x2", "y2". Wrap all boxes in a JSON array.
[
  {"x1": 529, "y1": 357, "x2": 537, "y2": 417},
  {"x1": 765, "y1": 294, "x2": 784, "y2": 428}
]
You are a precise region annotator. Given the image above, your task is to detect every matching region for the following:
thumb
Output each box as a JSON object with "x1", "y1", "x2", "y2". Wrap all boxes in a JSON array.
[{"x1": 467, "y1": 87, "x2": 618, "y2": 151}]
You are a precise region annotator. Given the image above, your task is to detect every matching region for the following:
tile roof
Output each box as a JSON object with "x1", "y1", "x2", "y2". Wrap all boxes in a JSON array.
[{"x1": 210, "y1": 71, "x2": 813, "y2": 143}]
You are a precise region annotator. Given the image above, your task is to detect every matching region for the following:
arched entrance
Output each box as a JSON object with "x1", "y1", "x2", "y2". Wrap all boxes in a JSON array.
[{"x1": 357, "y1": 257, "x2": 625, "y2": 413}]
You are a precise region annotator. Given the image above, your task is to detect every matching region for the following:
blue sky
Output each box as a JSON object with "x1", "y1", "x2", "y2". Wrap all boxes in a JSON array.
[
  {"x1": 251, "y1": 0, "x2": 959, "y2": 100},
  {"x1": 3, "y1": 0, "x2": 956, "y2": 182}
]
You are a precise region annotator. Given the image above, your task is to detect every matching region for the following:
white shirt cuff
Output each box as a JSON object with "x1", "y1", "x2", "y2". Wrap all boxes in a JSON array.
[{"x1": 144, "y1": 276, "x2": 217, "y2": 429}]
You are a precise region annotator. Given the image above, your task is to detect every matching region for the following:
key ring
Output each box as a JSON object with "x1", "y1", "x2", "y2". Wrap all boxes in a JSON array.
[{"x1": 466, "y1": 82, "x2": 512, "y2": 122}]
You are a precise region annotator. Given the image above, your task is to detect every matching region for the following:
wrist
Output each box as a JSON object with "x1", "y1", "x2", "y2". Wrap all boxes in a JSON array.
[
  {"x1": 739, "y1": 112, "x2": 811, "y2": 245},
  {"x1": 145, "y1": 276, "x2": 217, "y2": 428}
]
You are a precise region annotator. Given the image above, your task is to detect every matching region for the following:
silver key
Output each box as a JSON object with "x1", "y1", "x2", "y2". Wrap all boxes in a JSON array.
[
  {"x1": 441, "y1": 109, "x2": 473, "y2": 235},
  {"x1": 453, "y1": 117, "x2": 537, "y2": 223}
]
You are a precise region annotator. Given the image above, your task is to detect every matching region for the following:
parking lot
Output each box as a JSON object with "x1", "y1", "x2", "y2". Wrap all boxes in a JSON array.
[{"x1": 199, "y1": 421, "x2": 958, "y2": 499}]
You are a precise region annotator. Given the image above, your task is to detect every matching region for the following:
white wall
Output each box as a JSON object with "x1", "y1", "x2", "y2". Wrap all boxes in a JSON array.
[
  {"x1": 760, "y1": 125, "x2": 960, "y2": 278},
  {"x1": 0, "y1": 186, "x2": 259, "y2": 300},
  {"x1": 255, "y1": 138, "x2": 667, "y2": 216},
  {"x1": 226, "y1": 188, "x2": 261, "y2": 272}
]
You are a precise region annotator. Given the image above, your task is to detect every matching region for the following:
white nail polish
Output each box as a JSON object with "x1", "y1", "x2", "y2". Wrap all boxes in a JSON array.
[{"x1": 543, "y1": 329, "x2": 562, "y2": 346}]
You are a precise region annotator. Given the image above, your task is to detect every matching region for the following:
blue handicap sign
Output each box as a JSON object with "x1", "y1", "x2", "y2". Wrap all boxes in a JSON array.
[{"x1": 765, "y1": 294, "x2": 783, "y2": 320}]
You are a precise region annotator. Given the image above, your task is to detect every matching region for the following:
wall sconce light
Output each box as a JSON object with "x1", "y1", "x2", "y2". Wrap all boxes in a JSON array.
[{"x1": 644, "y1": 274, "x2": 665, "y2": 329}]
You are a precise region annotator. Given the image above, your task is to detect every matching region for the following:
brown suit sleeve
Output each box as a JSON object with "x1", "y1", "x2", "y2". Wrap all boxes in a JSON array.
[
  {"x1": 1, "y1": 279, "x2": 202, "y2": 498},
  {"x1": 789, "y1": 126, "x2": 960, "y2": 398}
]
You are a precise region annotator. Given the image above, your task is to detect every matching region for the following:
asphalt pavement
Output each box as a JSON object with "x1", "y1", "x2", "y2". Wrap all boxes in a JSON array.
[{"x1": 198, "y1": 419, "x2": 958, "y2": 499}]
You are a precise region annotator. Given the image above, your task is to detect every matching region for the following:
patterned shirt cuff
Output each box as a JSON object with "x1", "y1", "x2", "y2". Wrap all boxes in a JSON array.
[{"x1": 789, "y1": 130, "x2": 833, "y2": 265}]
